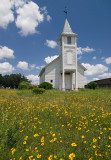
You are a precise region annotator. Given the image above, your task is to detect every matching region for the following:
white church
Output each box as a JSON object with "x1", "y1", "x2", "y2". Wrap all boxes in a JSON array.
[{"x1": 39, "y1": 18, "x2": 86, "y2": 90}]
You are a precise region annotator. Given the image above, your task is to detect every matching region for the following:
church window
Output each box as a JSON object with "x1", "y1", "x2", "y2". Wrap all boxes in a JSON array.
[
  {"x1": 67, "y1": 37, "x2": 71, "y2": 44},
  {"x1": 50, "y1": 80, "x2": 53, "y2": 83}
]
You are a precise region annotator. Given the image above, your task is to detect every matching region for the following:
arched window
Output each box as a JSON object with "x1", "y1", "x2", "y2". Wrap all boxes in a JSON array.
[{"x1": 67, "y1": 52, "x2": 73, "y2": 64}]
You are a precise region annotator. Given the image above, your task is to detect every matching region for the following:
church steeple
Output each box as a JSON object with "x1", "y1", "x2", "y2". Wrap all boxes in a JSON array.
[
  {"x1": 58, "y1": 18, "x2": 77, "y2": 40},
  {"x1": 62, "y1": 18, "x2": 73, "y2": 34}
]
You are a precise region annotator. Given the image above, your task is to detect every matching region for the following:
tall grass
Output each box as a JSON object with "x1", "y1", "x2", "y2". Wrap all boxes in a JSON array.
[{"x1": 0, "y1": 89, "x2": 111, "y2": 160}]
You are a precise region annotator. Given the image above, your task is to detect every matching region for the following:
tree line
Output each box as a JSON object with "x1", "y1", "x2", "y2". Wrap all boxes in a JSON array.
[{"x1": 0, "y1": 74, "x2": 30, "y2": 89}]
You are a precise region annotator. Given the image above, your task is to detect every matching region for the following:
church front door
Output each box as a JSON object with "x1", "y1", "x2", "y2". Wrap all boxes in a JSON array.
[{"x1": 65, "y1": 73, "x2": 72, "y2": 90}]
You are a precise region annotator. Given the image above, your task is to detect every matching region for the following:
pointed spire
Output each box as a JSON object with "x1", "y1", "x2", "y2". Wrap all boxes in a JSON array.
[{"x1": 62, "y1": 18, "x2": 73, "y2": 34}]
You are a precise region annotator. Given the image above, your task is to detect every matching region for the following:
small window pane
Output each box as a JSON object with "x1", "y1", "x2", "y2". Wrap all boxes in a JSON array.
[{"x1": 67, "y1": 37, "x2": 71, "y2": 44}]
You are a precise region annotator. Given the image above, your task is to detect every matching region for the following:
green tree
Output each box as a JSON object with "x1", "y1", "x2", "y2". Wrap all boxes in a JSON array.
[
  {"x1": 86, "y1": 81, "x2": 98, "y2": 89},
  {"x1": 18, "y1": 81, "x2": 32, "y2": 90},
  {"x1": 0, "y1": 74, "x2": 3, "y2": 87},
  {"x1": 2, "y1": 74, "x2": 29, "y2": 89},
  {"x1": 39, "y1": 82, "x2": 53, "y2": 90}
]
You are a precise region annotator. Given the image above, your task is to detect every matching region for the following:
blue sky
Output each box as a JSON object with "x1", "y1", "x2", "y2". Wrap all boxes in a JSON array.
[{"x1": 0, "y1": 0, "x2": 111, "y2": 84}]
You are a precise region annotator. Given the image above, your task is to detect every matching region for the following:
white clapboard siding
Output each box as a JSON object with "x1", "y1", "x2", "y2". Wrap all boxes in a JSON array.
[
  {"x1": 45, "y1": 58, "x2": 60, "y2": 89},
  {"x1": 77, "y1": 63, "x2": 85, "y2": 88},
  {"x1": 40, "y1": 71, "x2": 45, "y2": 84}
]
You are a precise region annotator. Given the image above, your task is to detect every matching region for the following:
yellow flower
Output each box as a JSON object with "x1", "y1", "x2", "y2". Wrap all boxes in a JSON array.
[
  {"x1": 34, "y1": 134, "x2": 39, "y2": 137},
  {"x1": 89, "y1": 158, "x2": 93, "y2": 160},
  {"x1": 52, "y1": 134, "x2": 55, "y2": 137},
  {"x1": 93, "y1": 138, "x2": 97, "y2": 142},
  {"x1": 24, "y1": 136, "x2": 28, "y2": 140},
  {"x1": 29, "y1": 155, "x2": 33, "y2": 159},
  {"x1": 37, "y1": 154, "x2": 41, "y2": 158},
  {"x1": 83, "y1": 141, "x2": 86, "y2": 143},
  {"x1": 41, "y1": 136, "x2": 44, "y2": 142},
  {"x1": 108, "y1": 145, "x2": 111, "y2": 148},
  {"x1": 50, "y1": 139, "x2": 54, "y2": 143},
  {"x1": 69, "y1": 153, "x2": 75, "y2": 160},
  {"x1": 41, "y1": 143, "x2": 44, "y2": 146},
  {"x1": 23, "y1": 141, "x2": 26, "y2": 144},
  {"x1": 78, "y1": 127, "x2": 81, "y2": 130},
  {"x1": 11, "y1": 148, "x2": 16, "y2": 155},
  {"x1": 48, "y1": 155, "x2": 53, "y2": 160},
  {"x1": 19, "y1": 157, "x2": 22, "y2": 160},
  {"x1": 109, "y1": 136, "x2": 111, "y2": 139},
  {"x1": 95, "y1": 150, "x2": 97, "y2": 156},
  {"x1": 82, "y1": 135, "x2": 85, "y2": 139},
  {"x1": 93, "y1": 145, "x2": 96, "y2": 148},
  {"x1": 26, "y1": 149, "x2": 29, "y2": 151},
  {"x1": 71, "y1": 143, "x2": 77, "y2": 147},
  {"x1": 35, "y1": 147, "x2": 37, "y2": 150},
  {"x1": 54, "y1": 155, "x2": 57, "y2": 159},
  {"x1": 54, "y1": 138, "x2": 57, "y2": 141}
]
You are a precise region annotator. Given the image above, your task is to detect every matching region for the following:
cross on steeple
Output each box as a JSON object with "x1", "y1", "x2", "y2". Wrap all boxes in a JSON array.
[{"x1": 64, "y1": 6, "x2": 68, "y2": 18}]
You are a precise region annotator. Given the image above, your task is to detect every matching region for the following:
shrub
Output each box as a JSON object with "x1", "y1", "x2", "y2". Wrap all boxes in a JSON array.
[
  {"x1": 18, "y1": 81, "x2": 32, "y2": 90},
  {"x1": 86, "y1": 81, "x2": 98, "y2": 89},
  {"x1": 33, "y1": 88, "x2": 45, "y2": 94},
  {"x1": 38, "y1": 82, "x2": 53, "y2": 90}
]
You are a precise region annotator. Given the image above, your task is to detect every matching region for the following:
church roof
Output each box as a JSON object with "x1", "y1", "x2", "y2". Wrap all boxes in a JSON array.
[
  {"x1": 62, "y1": 18, "x2": 73, "y2": 34},
  {"x1": 62, "y1": 18, "x2": 77, "y2": 35}
]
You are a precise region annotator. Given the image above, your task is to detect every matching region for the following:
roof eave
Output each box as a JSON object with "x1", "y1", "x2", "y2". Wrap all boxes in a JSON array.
[{"x1": 58, "y1": 33, "x2": 78, "y2": 41}]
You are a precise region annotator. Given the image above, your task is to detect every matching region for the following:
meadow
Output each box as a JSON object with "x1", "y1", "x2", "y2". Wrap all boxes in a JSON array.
[{"x1": 0, "y1": 88, "x2": 111, "y2": 160}]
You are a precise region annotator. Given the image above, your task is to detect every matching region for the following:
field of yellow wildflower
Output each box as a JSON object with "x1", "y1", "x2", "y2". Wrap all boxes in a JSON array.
[{"x1": 0, "y1": 89, "x2": 111, "y2": 160}]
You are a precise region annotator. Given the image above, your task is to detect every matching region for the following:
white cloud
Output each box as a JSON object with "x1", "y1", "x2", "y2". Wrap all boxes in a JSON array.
[
  {"x1": 0, "y1": 0, "x2": 14, "y2": 29},
  {"x1": 40, "y1": 6, "x2": 52, "y2": 21},
  {"x1": 45, "y1": 40, "x2": 57, "y2": 49},
  {"x1": 30, "y1": 64, "x2": 36, "y2": 70},
  {"x1": 26, "y1": 74, "x2": 39, "y2": 85},
  {"x1": 0, "y1": 46, "x2": 14, "y2": 60},
  {"x1": 17, "y1": 61, "x2": 29, "y2": 70},
  {"x1": 98, "y1": 73, "x2": 111, "y2": 79},
  {"x1": 15, "y1": 1, "x2": 44, "y2": 36},
  {"x1": 0, "y1": 1, "x2": 51, "y2": 36},
  {"x1": 44, "y1": 55, "x2": 58, "y2": 64},
  {"x1": 0, "y1": 62, "x2": 14, "y2": 74},
  {"x1": 105, "y1": 57, "x2": 111, "y2": 64},
  {"x1": 82, "y1": 63, "x2": 108, "y2": 76},
  {"x1": 46, "y1": 15, "x2": 52, "y2": 22},
  {"x1": 93, "y1": 78, "x2": 99, "y2": 81},
  {"x1": 12, "y1": 0, "x2": 29, "y2": 8},
  {"x1": 77, "y1": 46, "x2": 95, "y2": 55},
  {"x1": 30, "y1": 64, "x2": 44, "y2": 70},
  {"x1": 92, "y1": 56, "x2": 96, "y2": 60}
]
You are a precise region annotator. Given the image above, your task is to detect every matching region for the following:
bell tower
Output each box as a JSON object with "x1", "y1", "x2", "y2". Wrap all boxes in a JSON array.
[{"x1": 58, "y1": 18, "x2": 78, "y2": 91}]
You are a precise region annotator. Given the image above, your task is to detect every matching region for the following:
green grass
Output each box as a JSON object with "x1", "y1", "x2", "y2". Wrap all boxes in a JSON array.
[{"x1": 0, "y1": 89, "x2": 111, "y2": 160}]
